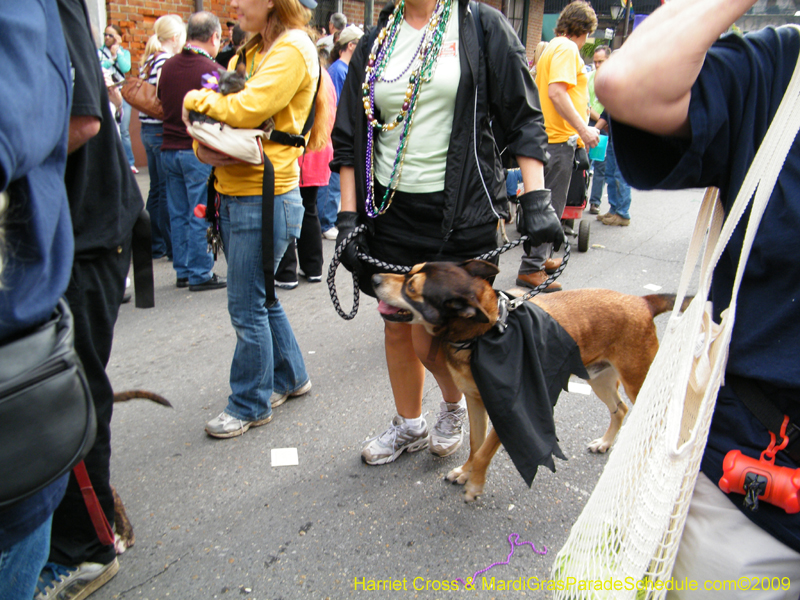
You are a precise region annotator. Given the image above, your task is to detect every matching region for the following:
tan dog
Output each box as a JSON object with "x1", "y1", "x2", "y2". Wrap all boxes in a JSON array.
[
  {"x1": 372, "y1": 260, "x2": 684, "y2": 502},
  {"x1": 111, "y1": 390, "x2": 171, "y2": 553}
]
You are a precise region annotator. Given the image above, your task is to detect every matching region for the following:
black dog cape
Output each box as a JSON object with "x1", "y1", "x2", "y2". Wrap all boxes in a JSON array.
[{"x1": 471, "y1": 301, "x2": 589, "y2": 487}]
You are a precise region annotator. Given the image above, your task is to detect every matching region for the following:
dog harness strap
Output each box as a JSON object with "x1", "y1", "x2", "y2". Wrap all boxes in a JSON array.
[{"x1": 73, "y1": 461, "x2": 115, "y2": 547}]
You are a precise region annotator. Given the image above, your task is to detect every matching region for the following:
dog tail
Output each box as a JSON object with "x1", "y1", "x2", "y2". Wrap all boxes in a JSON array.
[
  {"x1": 113, "y1": 390, "x2": 173, "y2": 408},
  {"x1": 643, "y1": 294, "x2": 694, "y2": 318}
]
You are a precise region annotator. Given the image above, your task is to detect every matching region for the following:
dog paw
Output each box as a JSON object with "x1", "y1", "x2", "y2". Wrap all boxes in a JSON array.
[
  {"x1": 446, "y1": 465, "x2": 470, "y2": 485},
  {"x1": 587, "y1": 437, "x2": 611, "y2": 453},
  {"x1": 464, "y1": 483, "x2": 484, "y2": 503},
  {"x1": 114, "y1": 533, "x2": 134, "y2": 555}
]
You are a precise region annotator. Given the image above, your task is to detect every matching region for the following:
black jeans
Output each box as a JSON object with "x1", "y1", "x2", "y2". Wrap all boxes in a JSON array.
[
  {"x1": 49, "y1": 241, "x2": 130, "y2": 567},
  {"x1": 276, "y1": 186, "x2": 323, "y2": 280}
]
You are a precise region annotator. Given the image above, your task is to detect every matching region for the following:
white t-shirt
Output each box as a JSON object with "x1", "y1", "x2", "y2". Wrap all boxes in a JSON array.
[{"x1": 374, "y1": 6, "x2": 460, "y2": 193}]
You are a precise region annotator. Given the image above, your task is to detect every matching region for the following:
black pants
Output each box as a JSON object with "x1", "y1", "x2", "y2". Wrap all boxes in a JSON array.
[
  {"x1": 49, "y1": 241, "x2": 130, "y2": 567},
  {"x1": 276, "y1": 186, "x2": 323, "y2": 281}
]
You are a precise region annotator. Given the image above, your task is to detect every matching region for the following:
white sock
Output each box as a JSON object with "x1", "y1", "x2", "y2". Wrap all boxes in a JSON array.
[
  {"x1": 445, "y1": 395, "x2": 466, "y2": 410},
  {"x1": 402, "y1": 416, "x2": 425, "y2": 430}
]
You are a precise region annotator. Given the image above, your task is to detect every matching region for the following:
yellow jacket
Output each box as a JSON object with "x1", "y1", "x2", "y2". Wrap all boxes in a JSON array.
[{"x1": 184, "y1": 30, "x2": 319, "y2": 196}]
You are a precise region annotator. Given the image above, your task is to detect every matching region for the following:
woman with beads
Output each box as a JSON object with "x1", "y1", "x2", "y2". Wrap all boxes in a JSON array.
[
  {"x1": 183, "y1": 0, "x2": 329, "y2": 438},
  {"x1": 331, "y1": 0, "x2": 563, "y2": 464}
]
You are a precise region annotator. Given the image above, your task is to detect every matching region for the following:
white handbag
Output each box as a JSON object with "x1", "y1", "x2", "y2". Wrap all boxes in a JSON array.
[
  {"x1": 188, "y1": 120, "x2": 267, "y2": 166},
  {"x1": 551, "y1": 27, "x2": 800, "y2": 600}
]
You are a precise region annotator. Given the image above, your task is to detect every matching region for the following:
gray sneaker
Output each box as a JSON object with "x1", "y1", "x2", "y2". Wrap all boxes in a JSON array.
[
  {"x1": 205, "y1": 411, "x2": 273, "y2": 439},
  {"x1": 361, "y1": 416, "x2": 429, "y2": 465},
  {"x1": 429, "y1": 400, "x2": 467, "y2": 457},
  {"x1": 35, "y1": 558, "x2": 119, "y2": 600},
  {"x1": 270, "y1": 380, "x2": 312, "y2": 408}
]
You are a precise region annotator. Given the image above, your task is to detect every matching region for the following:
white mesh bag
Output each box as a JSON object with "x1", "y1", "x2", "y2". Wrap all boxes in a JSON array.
[{"x1": 552, "y1": 28, "x2": 800, "y2": 600}]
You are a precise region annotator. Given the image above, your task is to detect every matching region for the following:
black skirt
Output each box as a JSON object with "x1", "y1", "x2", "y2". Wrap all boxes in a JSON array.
[{"x1": 365, "y1": 181, "x2": 498, "y2": 270}]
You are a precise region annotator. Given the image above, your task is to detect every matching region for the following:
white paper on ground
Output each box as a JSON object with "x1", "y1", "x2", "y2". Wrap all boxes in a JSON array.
[
  {"x1": 271, "y1": 447, "x2": 299, "y2": 467},
  {"x1": 643, "y1": 283, "x2": 662, "y2": 291}
]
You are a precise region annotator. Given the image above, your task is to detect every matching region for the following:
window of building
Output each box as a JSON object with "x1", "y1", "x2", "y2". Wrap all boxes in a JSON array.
[{"x1": 504, "y1": 0, "x2": 525, "y2": 40}]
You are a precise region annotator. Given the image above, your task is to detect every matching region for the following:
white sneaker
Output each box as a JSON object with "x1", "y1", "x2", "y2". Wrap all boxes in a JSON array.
[
  {"x1": 35, "y1": 558, "x2": 119, "y2": 600},
  {"x1": 361, "y1": 416, "x2": 429, "y2": 465},
  {"x1": 429, "y1": 400, "x2": 467, "y2": 457},
  {"x1": 322, "y1": 227, "x2": 339, "y2": 240},
  {"x1": 270, "y1": 380, "x2": 312, "y2": 408},
  {"x1": 205, "y1": 411, "x2": 272, "y2": 438}
]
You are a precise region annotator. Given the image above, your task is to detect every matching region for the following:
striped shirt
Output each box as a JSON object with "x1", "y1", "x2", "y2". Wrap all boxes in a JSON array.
[{"x1": 138, "y1": 52, "x2": 170, "y2": 125}]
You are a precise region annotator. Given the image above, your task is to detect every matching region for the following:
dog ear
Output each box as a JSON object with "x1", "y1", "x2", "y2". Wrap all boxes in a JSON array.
[
  {"x1": 445, "y1": 297, "x2": 491, "y2": 323},
  {"x1": 459, "y1": 260, "x2": 499, "y2": 281}
]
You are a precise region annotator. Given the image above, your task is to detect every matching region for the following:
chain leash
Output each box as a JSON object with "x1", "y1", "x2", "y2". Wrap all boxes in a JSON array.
[{"x1": 326, "y1": 225, "x2": 569, "y2": 320}]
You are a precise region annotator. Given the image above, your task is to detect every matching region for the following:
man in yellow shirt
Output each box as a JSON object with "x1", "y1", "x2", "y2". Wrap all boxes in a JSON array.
[{"x1": 517, "y1": 0, "x2": 599, "y2": 291}]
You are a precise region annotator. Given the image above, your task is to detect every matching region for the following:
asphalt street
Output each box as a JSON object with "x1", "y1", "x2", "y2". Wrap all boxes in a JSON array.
[{"x1": 95, "y1": 172, "x2": 705, "y2": 600}]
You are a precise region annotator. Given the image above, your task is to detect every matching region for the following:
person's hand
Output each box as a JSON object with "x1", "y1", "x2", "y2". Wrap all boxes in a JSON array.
[
  {"x1": 108, "y1": 84, "x2": 123, "y2": 109},
  {"x1": 196, "y1": 144, "x2": 241, "y2": 167},
  {"x1": 104, "y1": 72, "x2": 122, "y2": 109},
  {"x1": 580, "y1": 125, "x2": 601, "y2": 149},
  {"x1": 335, "y1": 211, "x2": 368, "y2": 276},
  {"x1": 517, "y1": 189, "x2": 566, "y2": 253}
]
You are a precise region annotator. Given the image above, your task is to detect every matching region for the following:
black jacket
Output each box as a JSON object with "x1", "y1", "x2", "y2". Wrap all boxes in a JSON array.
[{"x1": 331, "y1": 0, "x2": 547, "y2": 240}]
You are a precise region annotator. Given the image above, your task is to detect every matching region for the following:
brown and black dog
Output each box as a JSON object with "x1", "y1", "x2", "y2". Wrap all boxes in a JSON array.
[
  {"x1": 110, "y1": 390, "x2": 171, "y2": 553},
  {"x1": 372, "y1": 260, "x2": 684, "y2": 502}
]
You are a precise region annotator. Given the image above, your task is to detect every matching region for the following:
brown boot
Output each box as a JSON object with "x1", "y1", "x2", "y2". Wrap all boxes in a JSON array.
[
  {"x1": 603, "y1": 214, "x2": 630, "y2": 226},
  {"x1": 515, "y1": 270, "x2": 562, "y2": 293},
  {"x1": 543, "y1": 257, "x2": 562, "y2": 274},
  {"x1": 596, "y1": 212, "x2": 613, "y2": 222}
]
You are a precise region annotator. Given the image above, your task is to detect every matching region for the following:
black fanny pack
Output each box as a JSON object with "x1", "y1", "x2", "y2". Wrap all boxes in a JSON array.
[{"x1": 0, "y1": 298, "x2": 96, "y2": 508}]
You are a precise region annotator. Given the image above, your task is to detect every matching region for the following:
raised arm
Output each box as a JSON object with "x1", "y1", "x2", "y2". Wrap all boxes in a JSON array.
[{"x1": 595, "y1": 0, "x2": 757, "y2": 137}]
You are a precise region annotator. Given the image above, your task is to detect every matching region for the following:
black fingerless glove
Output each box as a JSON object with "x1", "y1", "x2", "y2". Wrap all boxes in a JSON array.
[
  {"x1": 518, "y1": 189, "x2": 566, "y2": 253},
  {"x1": 335, "y1": 211, "x2": 368, "y2": 275}
]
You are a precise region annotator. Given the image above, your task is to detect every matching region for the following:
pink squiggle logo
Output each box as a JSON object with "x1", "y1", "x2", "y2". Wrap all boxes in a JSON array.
[{"x1": 455, "y1": 533, "x2": 547, "y2": 590}]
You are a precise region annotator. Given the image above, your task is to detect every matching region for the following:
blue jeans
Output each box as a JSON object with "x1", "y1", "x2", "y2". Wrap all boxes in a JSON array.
[
  {"x1": 218, "y1": 189, "x2": 309, "y2": 421},
  {"x1": 140, "y1": 123, "x2": 171, "y2": 258},
  {"x1": 604, "y1": 142, "x2": 632, "y2": 220},
  {"x1": 589, "y1": 158, "x2": 606, "y2": 207},
  {"x1": 120, "y1": 100, "x2": 135, "y2": 168},
  {"x1": 0, "y1": 516, "x2": 52, "y2": 600},
  {"x1": 162, "y1": 150, "x2": 214, "y2": 285},
  {"x1": 316, "y1": 171, "x2": 341, "y2": 232}
]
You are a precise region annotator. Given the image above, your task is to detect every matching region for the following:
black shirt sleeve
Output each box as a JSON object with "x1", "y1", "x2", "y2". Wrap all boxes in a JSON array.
[{"x1": 56, "y1": 0, "x2": 103, "y2": 121}]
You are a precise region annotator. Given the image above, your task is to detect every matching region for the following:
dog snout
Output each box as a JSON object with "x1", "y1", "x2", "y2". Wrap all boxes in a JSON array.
[{"x1": 371, "y1": 273, "x2": 384, "y2": 289}]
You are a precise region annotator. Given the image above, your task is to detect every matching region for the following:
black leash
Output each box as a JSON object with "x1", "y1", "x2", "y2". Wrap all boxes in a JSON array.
[{"x1": 326, "y1": 225, "x2": 570, "y2": 320}]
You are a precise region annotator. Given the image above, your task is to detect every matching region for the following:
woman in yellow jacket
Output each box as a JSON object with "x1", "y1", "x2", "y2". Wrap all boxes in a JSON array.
[{"x1": 184, "y1": 0, "x2": 330, "y2": 438}]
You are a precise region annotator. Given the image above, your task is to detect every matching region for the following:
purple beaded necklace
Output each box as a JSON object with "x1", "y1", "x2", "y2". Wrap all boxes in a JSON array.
[{"x1": 362, "y1": 0, "x2": 453, "y2": 217}]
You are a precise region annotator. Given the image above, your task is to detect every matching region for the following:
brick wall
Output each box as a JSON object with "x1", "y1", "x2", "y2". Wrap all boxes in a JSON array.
[
  {"x1": 109, "y1": 0, "x2": 544, "y2": 71},
  {"x1": 106, "y1": 1, "x2": 237, "y2": 74}
]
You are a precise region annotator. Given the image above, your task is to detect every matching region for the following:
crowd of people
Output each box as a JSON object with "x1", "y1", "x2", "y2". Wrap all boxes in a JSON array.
[{"x1": 2, "y1": 0, "x2": 799, "y2": 598}]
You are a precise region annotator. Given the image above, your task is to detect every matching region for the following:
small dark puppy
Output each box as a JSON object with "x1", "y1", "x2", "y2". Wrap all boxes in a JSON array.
[
  {"x1": 188, "y1": 61, "x2": 246, "y2": 125},
  {"x1": 111, "y1": 390, "x2": 172, "y2": 553}
]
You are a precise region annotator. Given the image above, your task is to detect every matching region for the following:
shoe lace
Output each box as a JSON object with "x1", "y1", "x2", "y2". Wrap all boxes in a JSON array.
[
  {"x1": 434, "y1": 406, "x2": 465, "y2": 436},
  {"x1": 218, "y1": 412, "x2": 244, "y2": 428},
  {"x1": 36, "y1": 562, "x2": 75, "y2": 596},
  {"x1": 364, "y1": 419, "x2": 408, "y2": 451}
]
